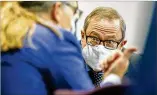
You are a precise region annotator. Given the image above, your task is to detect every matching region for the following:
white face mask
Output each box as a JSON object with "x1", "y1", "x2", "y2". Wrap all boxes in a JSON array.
[{"x1": 82, "y1": 45, "x2": 115, "y2": 71}]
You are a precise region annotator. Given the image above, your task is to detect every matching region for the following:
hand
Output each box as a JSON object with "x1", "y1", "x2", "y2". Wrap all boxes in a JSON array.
[{"x1": 100, "y1": 47, "x2": 137, "y2": 79}]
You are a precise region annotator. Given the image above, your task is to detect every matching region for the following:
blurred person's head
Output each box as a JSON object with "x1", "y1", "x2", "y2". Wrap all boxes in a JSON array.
[
  {"x1": 81, "y1": 7, "x2": 127, "y2": 71},
  {"x1": 19, "y1": 1, "x2": 78, "y2": 31},
  {"x1": 1, "y1": 1, "x2": 78, "y2": 52}
]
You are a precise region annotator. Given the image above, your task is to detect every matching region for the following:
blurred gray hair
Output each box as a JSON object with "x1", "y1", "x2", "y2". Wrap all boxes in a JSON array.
[{"x1": 19, "y1": 1, "x2": 56, "y2": 13}]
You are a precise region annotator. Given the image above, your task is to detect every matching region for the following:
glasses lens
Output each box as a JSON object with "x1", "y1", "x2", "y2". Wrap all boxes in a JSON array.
[
  {"x1": 87, "y1": 36, "x2": 100, "y2": 46},
  {"x1": 103, "y1": 40, "x2": 118, "y2": 49}
]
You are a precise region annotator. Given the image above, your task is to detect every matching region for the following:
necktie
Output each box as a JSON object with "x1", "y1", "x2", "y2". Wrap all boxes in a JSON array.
[{"x1": 89, "y1": 70, "x2": 103, "y2": 87}]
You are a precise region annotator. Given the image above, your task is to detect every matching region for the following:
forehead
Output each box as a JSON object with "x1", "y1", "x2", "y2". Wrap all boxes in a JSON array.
[{"x1": 86, "y1": 18, "x2": 122, "y2": 40}]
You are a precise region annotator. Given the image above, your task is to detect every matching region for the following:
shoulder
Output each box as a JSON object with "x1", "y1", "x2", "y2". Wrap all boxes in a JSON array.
[
  {"x1": 24, "y1": 24, "x2": 80, "y2": 52},
  {"x1": 32, "y1": 24, "x2": 62, "y2": 43},
  {"x1": 59, "y1": 28, "x2": 82, "y2": 50},
  {"x1": 32, "y1": 24, "x2": 80, "y2": 47}
]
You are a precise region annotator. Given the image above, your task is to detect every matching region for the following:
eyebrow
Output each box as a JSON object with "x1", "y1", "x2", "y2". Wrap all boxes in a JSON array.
[
  {"x1": 89, "y1": 31, "x2": 101, "y2": 38},
  {"x1": 105, "y1": 35, "x2": 117, "y2": 41}
]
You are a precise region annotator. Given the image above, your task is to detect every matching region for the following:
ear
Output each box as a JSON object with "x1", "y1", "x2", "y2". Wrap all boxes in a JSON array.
[
  {"x1": 121, "y1": 40, "x2": 127, "y2": 46},
  {"x1": 81, "y1": 30, "x2": 85, "y2": 39},
  {"x1": 119, "y1": 40, "x2": 127, "y2": 49},
  {"x1": 51, "y1": 2, "x2": 62, "y2": 23},
  {"x1": 81, "y1": 30, "x2": 87, "y2": 48}
]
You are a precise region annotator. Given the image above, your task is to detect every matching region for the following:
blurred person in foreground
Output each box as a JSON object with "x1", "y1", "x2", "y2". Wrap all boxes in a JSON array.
[
  {"x1": 81, "y1": 7, "x2": 141, "y2": 87},
  {"x1": 1, "y1": 1, "x2": 136, "y2": 95}
]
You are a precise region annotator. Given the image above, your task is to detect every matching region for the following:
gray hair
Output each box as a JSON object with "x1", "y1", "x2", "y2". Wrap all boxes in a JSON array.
[{"x1": 19, "y1": 1, "x2": 56, "y2": 13}]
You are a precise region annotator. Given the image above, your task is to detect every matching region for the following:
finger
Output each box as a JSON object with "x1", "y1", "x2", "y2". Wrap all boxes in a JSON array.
[
  {"x1": 105, "y1": 51, "x2": 122, "y2": 72},
  {"x1": 104, "y1": 61, "x2": 119, "y2": 77},
  {"x1": 107, "y1": 51, "x2": 121, "y2": 64},
  {"x1": 123, "y1": 47, "x2": 137, "y2": 59}
]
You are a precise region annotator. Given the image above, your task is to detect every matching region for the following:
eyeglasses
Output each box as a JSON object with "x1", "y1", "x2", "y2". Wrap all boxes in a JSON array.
[
  {"x1": 63, "y1": 2, "x2": 83, "y2": 18},
  {"x1": 86, "y1": 36, "x2": 121, "y2": 50}
]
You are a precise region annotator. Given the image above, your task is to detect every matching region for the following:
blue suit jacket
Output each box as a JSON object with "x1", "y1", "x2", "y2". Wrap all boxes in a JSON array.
[{"x1": 1, "y1": 24, "x2": 95, "y2": 95}]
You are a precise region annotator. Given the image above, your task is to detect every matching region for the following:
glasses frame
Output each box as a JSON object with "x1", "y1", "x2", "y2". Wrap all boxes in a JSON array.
[
  {"x1": 63, "y1": 2, "x2": 83, "y2": 17},
  {"x1": 86, "y1": 36, "x2": 122, "y2": 50}
]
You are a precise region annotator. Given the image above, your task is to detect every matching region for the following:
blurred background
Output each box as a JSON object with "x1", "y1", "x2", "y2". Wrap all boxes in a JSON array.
[{"x1": 73, "y1": 1, "x2": 154, "y2": 54}]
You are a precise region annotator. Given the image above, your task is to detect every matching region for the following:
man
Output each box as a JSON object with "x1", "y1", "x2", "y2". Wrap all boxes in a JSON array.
[
  {"x1": 81, "y1": 7, "x2": 140, "y2": 86},
  {"x1": 1, "y1": 1, "x2": 136, "y2": 95}
]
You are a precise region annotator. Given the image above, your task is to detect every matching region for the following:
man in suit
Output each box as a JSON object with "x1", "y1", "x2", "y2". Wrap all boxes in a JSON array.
[
  {"x1": 81, "y1": 7, "x2": 140, "y2": 87},
  {"x1": 1, "y1": 1, "x2": 136, "y2": 95}
]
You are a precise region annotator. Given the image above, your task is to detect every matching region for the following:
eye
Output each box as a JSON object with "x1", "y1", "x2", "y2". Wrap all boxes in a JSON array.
[
  {"x1": 104, "y1": 40, "x2": 112, "y2": 45},
  {"x1": 91, "y1": 37, "x2": 99, "y2": 41},
  {"x1": 104, "y1": 40, "x2": 118, "y2": 49},
  {"x1": 87, "y1": 36, "x2": 100, "y2": 46},
  {"x1": 107, "y1": 40, "x2": 114, "y2": 44}
]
